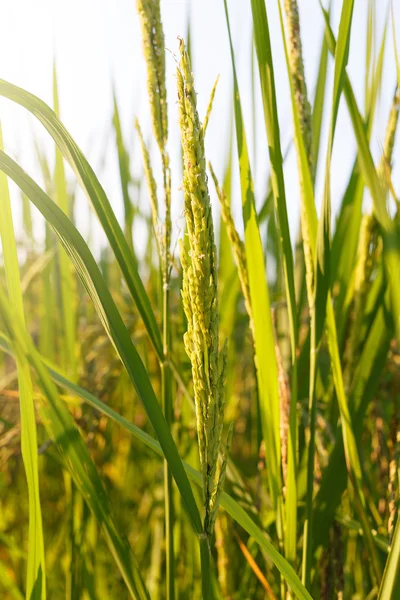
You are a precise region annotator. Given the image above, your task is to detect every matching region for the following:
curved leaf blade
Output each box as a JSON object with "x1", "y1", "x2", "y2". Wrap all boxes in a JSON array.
[{"x1": 0, "y1": 79, "x2": 162, "y2": 361}]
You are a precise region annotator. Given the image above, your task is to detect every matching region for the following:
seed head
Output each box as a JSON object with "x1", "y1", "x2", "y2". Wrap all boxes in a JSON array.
[
  {"x1": 177, "y1": 38, "x2": 231, "y2": 536},
  {"x1": 283, "y1": 0, "x2": 313, "y2": 173},
  {"x1": 136, "y1": 0, "x2": 168, "y2": 152}
]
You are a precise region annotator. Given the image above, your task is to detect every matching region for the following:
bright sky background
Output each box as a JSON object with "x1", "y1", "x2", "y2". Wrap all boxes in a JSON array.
[{"x1": 0, "y1": 0, "x2": 398, "y2": 257}]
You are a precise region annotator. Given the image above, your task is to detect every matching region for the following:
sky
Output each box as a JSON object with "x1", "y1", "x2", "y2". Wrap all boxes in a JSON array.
[{"x1": 0, "y1": 0, "x2": 398, "y2": 256}]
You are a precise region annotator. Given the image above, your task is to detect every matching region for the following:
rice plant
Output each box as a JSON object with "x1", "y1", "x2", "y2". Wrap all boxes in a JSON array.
[{"x1": 0, "y1": 0, "x2": 399, "y2": 598}]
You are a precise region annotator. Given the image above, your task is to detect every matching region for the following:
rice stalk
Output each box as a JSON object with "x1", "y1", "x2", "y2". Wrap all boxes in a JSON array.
[
  {"x1": 282, "y1": 0, "x2": 315, "y2": 320},
  {"x1": 136, "y1": 2, "x2": 174, "y2": 597},
  {"x1": 177, "y1": 39, "x2": 232, "y2": 540},
  {"x1": 282, "y1": 0, "x2": 315, "y2": 311},
  {"x1": 136, "y1": 0, "x2": 168, "y2": 154},
  {"x1": 283, "y1": 0, "x2": 313, "y2": 175}
]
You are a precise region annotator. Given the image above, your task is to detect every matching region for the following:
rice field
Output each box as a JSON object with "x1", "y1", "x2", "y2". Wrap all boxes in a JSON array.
[{"x1": 0, "y1": 0, "x2": 399, "y2": 598}]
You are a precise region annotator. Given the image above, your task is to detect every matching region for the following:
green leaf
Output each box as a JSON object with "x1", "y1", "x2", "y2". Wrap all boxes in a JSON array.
[
  {"x1": 366, "y1": 13, "x2": 388, "y2": 138},
  {"x1": 0, "y1": 126, "x2": 46, "y2": 599},
  {"x1": 29, "y1": 567, "x2": 42, "y2": 600},
  {"x1": 223, "y1": 0, "x2": 281, "y2": 511},
  {"x1": 331, "y1": 160, "x2": 364, "y2": 323},
  {"x1": 311, "y1": 10, "x2": 330, "y2": 178},
  {"x1": 379, "y1": 511, "x2": 400, "y2": 598},
  {"x1": 250, "y1": 0, "x2": 299, "y2": 565},
  {"x1": 315, "y1": 0, "x2": 354, "y2": 345}
]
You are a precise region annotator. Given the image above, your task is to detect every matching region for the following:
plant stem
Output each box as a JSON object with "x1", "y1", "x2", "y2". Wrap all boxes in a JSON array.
[
  {"x1": 199, "y1": 533, "x2": 213, "y2": 599},
  {"x1": 162, "y1": 154, "x2": 175, "y2": 600},
  {"x1": 162, "y1": 361, "x2": 175, "y2": 600}
]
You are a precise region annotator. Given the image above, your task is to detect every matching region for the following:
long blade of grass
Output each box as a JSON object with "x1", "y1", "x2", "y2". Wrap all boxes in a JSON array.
[
  {"x1": 311, "y1": 10, "x2": 330, "y2": 179},
  {"x1": 330, "y1": 160, "x2": 364, "y2": 323},
  {"x1": 0, "y1": 79, "x2": 163, "y2": 361},
  {"x1": 250, "y1": 0, "x2": 299, "y2": 564},
  {"x1": 366, "y1": 14, "x2": 388, "y2": 139},
  {"x1": 304, "y1": 7, "x2": 356, "y2": 570},
  {"x1": 0, "y1": 149, "x2": 203, "y2": 537},
  {"x1": 314, "y1": 0, "x2": 355, "y2": 341},
  {"x1": 223, "y1": 0, "x2": 282, "y2": 515},
  {"x1": 378, "y1": 511, "x2": 400, "y2": 598},
  {"x1": 0, "y1": 127, "x2": 46, "y2": 599}
]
